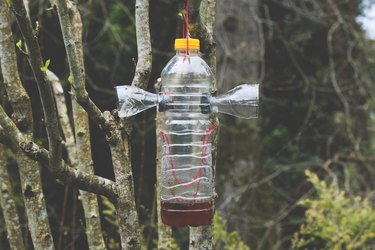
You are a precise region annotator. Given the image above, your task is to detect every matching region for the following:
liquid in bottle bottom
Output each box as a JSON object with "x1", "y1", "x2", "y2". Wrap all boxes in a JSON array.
[{"x1": 161, "y1": 200, "x2": 213, "y2": 227}]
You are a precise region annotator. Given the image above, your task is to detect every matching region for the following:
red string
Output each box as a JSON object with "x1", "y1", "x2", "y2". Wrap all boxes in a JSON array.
[
  {"x1": 160, "y1": 124, "x2": 216, "y2": 200},
  {"x1": 185, "y1": 0, "x2": 189, "y2": 55}
]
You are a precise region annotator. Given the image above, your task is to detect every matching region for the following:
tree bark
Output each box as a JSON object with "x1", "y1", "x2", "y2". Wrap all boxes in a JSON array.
[
  {"x1": 132, "y1": 0, "x2": 152, "y2": 89},
  {"x1": 0, "y1": 104, "x2": 118, "y2": 199},
  {"x1": 49, "y1": 69, "x2": 106, "y2": 249},
  {"x1": 67, "y1": 2, "x2": 106, "y2": 248},
  {"x1": 0, "y1": 144, "x2": 26, "y2": 250},
  {"x1": 52, "y1": 0, "x2": 146, "y2": 247},
  {"x1": 9, "y1": 0, "x2": 63, "y2": 174},
  {"x1": 2, "y1": 0, "x2": 116, "y2": 200},
  {"x1": 189, "y1": 1, "x2": 217, "y2": 249},
  {"x1": 0, "y1": 2, "x2": 55, "y2": 249},
  {"x1": 104, "y1": 113, "x2": 141, "y2": 249}
]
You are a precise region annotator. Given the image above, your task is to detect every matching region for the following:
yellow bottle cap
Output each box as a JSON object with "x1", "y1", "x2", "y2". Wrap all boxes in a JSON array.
[{"x1": 174, "y1": 38, "x2": 200, "y2": 50}]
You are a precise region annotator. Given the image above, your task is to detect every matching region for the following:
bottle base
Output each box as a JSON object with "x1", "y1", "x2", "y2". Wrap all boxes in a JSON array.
[{"x1": 161, "y1": 201, "x2": 213, "y2": 227}]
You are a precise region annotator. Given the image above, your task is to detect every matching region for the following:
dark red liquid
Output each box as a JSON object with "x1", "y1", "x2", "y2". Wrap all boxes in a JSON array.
[{"x1": 161, "y1": 201, "x2": 213, "y2": 227}]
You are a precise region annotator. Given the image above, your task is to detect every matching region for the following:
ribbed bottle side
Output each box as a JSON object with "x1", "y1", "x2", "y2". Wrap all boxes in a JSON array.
[{"x1": 160, "y1": 84, "x2": 214, "y2": 204}]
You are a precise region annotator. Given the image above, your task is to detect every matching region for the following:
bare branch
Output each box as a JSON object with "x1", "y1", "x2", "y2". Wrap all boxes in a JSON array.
[
  {"x1": 65, "y1": 2, "x2": 106, "y2": 247},
  {"x1": 0, "y1": 144, "x2": 26, "y2": 250},
  {"x1": 51, "y1": 0, "x2": 147, "y2": 247},
  {"x1": 49, "y1": 68, "x2": 107, "y2": 248},
  {"x1": 9, "y1": 0, "x2": 63, "y2": 172},
  {"x1": 52, "y1": 0, "x2": 107, "y2": 130},
  {"x1": 0, "y1": 104, "x2": 118, "y2": 200},
  {"x1": 327, "y1": 21, "x2": 356, "y2": 147},
  {"x1": 131, "y1": 0, "x2": 152, "y2": 89},
  {"x1": 197, "y1": 0, "x2": 217, "y2": 80},
  {"x1": 0, "y1": 4, "x2": 56, "y2": 247},
  {"x1": 334, "y1": 154, "x2": 375, "y2": 165},
  {"x1": 0, "y1": 2, "x2": 32, "y2": 133},
  {"x1": 103, "y1": 111, "x2": 141, "y2": 249},
  {"x1": 48, "y1": 70, "x2": 76, "y2": 163},
  {"x1": 52, "y1": 0, "x2": 142, "y2": 247}
]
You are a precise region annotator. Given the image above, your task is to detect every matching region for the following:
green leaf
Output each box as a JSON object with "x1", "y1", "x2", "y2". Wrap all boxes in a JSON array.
[
  {"x1": 40, "y1": 59, "x2": 50, "y2": 72},
  {"x1": 102, "y1": 209, "x2": 115, "y2": 216},
  {"x1": 102, "y1": 197, "x2": 115, "y2": 211},
  {"x1": 16, "y1": 40, "x2": 22, "y2": 50},
  {"x1": 5, "y1": 0, "x2": 11, "y2": 7},
  {"x1": 68, "y1": 75, "x2": 73, "y2": 84}
]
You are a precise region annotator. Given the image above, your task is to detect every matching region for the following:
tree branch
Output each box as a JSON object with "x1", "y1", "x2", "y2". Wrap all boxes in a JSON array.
[
  {"x1": 9, "y1": 0, "x2": 63, "y2": 172},
  {"x1": 103, "y1": 111, "x2": 141, "y2": 249},
  {"x1": 0, "y1": 7, "x2": 32, "y2": 132},
  {"x1": 52, "y1": 0, "x2": 107, "y2": 130},
  {"x1": 49, "y1": 68, "x2": 107, "y2": 248},
  {"x1": 197, "y1": 0, "x2": 217, "y2": 80},
  {"x1": 0, "y1": 144, "x2": 26, "y2": 250},
  {"x1": 131, "y1": 0, "x2": 152, "y2": 89},
  {"x1": 48, "y1": 70, "x2": 76, "y2": 164},
  {"x1": 0, "y1": 3, "x2": 56, "y2": 248},
  {"x1": 52, "y1": 0, "x2": 143, "y2": 247},
  {"x1": 54, "y1": 1, "x2": 107, "y2": 246},
  {"x1": 0, "y1": 104, "x2": 118, "y2": 200},
  {"x1": 334, "y1": 154, "x2": 375, "y2": 164}
]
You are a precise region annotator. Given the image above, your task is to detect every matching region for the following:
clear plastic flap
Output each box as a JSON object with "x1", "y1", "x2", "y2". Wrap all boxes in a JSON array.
[
  {"x1": 211, "y1": 84, "x2": 259, "y2": 119},
  {"x1": 115, "y1": 85, "x2": 158, "y2": 117}
]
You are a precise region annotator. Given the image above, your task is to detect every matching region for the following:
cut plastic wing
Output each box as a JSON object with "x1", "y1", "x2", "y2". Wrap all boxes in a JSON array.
[
  {"x1": 115, "y1": 85, "x2": 158, "y2": 117},
  {"x1": 115, "y1": 83, "x2": 259, "y2": 119},
  {"x1": 211, "y1": 84, "x2": 259, "y2": 119}
]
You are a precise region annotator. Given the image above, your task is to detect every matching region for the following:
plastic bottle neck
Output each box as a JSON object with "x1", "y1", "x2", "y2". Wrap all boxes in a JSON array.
[{"x1": 176, "y1": 49, "x2": 199, "y2": 56}]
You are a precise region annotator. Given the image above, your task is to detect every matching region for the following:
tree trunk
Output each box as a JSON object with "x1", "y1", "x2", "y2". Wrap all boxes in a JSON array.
[{"x1": 189, "y1": 1, "x2": 218, "y2": 249}]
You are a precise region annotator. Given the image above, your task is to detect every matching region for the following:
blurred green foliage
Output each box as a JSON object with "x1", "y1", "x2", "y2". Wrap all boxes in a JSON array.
[
  {"x1": 101, "y1": 196, "x2": 119, "y2": 249},
  {"x1": 293, "y1": 170, "x2": 375, "y2": 249},
  {"x1": 213, "y1": 212, "x2": 250, "y2": 250}
]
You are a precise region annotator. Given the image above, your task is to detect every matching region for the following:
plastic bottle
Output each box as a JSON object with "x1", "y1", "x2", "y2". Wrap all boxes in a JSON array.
[
  {"x1": 115, "y1": 38, "x2": 259, "y2": 227},
  {"x1": 158, "y1": 38, "x2": 214, "y2": 227}
]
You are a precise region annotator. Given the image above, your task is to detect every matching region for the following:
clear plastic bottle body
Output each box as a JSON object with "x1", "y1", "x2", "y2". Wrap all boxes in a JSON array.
[
  {"x1": 159, "y1": 50, "x2": 214, "y2": 227},
  {"x1": 115, "y1": 48, "x2": 259, "y2": 227}
]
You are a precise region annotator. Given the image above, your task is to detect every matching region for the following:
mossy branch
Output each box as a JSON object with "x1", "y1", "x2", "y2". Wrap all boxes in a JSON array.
[
  {"x1": 0, "y1": 2, "x2": 55, "y2": 248},
  {"x1": 0, "y1": 144, "x2": 26, "y2": 250},
  {"x1": 0, "y1": 104, "x2": 118, "y2": 201},
  {"x1": 9, "y1": 0, "x2": 63, "y2": 174}
]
